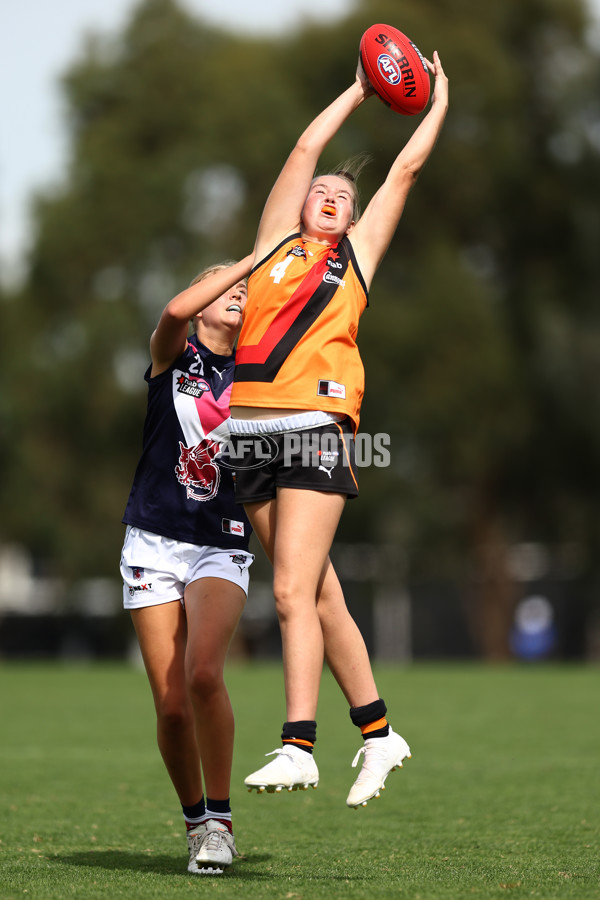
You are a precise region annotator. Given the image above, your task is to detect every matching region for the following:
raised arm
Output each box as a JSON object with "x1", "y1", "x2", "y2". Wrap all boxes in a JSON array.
[
  {"x1": 254, "y1": 67, "x2": 373, "y2": 261},
  {"x1": 351, "y1": 52, "x2": 448, "y2": 288},
  {"x1": 149, "y1": 254, "x2": 253, "y2": 376}
]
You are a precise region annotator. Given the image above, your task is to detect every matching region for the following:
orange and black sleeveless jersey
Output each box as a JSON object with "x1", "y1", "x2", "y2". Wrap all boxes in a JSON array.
[{"x1": 231, "y1": 233, "x2": 369, "y2": 432}]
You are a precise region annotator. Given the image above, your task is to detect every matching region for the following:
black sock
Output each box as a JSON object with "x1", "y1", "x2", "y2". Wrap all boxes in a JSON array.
[
  {"x1": 281, "y1": 720, "x2": 317, "y2": 754},
  {"x1": 205, "y1": 797, "x2": 232, "y2": 834},
  {"x1": 182, "y1": 797, "x2": 205, "y2": 831},
  {"x1": 349, "y1": 698, "x2": 390, "y2": 739}
]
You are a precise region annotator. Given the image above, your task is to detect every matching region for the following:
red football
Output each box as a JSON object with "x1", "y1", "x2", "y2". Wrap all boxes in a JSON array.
[{"x1": 359, "y1": 24, "x2": 431, "y2": 116}]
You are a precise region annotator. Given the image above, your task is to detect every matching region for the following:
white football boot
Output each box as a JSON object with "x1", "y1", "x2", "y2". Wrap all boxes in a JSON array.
[
  {"x1": 346, "y1": 728, "x2": 411, "y2": 808},
  {"x1": 194, "y1": 819, "x2": 238, "y2": 875},
  {"x1": 186, "y1": 823, "x2": 206, "y2": 874},
  {"x1": 244, "y1": 745, "x2": 319, "y2": 793}
]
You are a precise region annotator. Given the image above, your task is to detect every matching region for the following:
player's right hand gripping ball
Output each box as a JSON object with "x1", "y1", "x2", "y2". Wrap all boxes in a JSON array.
[{"x1": 359, "y1": 23, "x2": 431, "y2": 115}]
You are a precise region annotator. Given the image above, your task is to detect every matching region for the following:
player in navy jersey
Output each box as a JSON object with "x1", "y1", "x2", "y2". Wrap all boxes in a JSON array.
[{"x1": 120, "y1": 257, "x2": 254, "y2": 875}]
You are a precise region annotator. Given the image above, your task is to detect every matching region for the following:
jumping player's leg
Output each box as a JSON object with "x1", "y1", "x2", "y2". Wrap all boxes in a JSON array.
[
  {"x1": 314, "y1": 559, "x2": 412, "y2": 806},
  {"x1": 131, "y1": 601, "x2": 202, "y2": 805},
  {"x1": 250, "y1": 487, "x2": 346, "y2": 721},
  {"x1": 246, "y1": 499, "x2": 378, "y2": 709},
  {"x1": 242, "y1": 489, "x2": 344, "y2": 792},
  {"x1": 245, "y1": 495, "x2": 411, "y2": 805},
  {"x1": 316, "y1": 558, "x2": 379, "y2": 707}
]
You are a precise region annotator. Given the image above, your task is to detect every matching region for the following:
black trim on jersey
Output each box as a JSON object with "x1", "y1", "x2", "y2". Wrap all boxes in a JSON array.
[
  {"x1": 343, "y1": 235, "x2": 370, "y2": 305},
  {"x1": 250, "y1": 232, "x2": 303, "y2": 276},
  {"x1": 251, "y1": 233, "x2": 369, "y2": 303},
  {"x1": 235, "y1": 236, "x2": 359, "y2": 385}
]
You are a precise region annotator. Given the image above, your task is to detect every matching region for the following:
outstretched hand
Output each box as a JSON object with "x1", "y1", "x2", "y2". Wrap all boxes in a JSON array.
[
  {"x1": 425, "y1": 51, "x2": 448, "y2": 109},
  {"x1": 356, "y1": 55, "x2": 376, "y2": 99}
]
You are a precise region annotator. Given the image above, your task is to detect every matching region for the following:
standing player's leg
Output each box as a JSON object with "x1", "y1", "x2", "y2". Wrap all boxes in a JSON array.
[
  {"x1": 184, "y1": 576, "x2": 245, "y2": 801},
  {"x1": 183, "y1": 575, "x2": 246, "y2": 873},
  {"x1": 131, "y1": 601, "x2": 208, "y2": 870},
  {"x1": 131, "y1": 601, "x2": 202, "y2": 803}
]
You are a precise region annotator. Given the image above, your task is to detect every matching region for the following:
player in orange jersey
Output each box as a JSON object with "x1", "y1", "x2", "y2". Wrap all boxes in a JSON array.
[{"x1": 229, "y1": 52, "x2": 448, "y2": 807}]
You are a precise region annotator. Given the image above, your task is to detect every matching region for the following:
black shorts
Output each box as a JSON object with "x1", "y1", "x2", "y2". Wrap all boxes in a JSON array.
[{"x1": 229, "y1": 418, "x2": 359, "y2": 504}]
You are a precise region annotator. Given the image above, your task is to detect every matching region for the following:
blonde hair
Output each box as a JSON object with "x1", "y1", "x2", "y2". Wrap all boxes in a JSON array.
[
  {"x1": 189, "y1": 260, "x2": 238, "y2": 288},
  {"x1": 317, "y1": 152, "x2": 372, "y2": 221},
  {"x1": 188, "y1": 261, "x2": 246, "y2": 329}
]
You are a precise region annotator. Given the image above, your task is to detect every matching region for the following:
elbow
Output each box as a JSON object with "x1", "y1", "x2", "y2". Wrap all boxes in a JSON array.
[
  {"x1": 294, "y1": 134, "x2": 320, "y2": 159},
  {"x1": 162, "y1": 299, "x2": 187, "y2": 325},
  {"x1": 400, "y1": 162, "x2": 422, "y2": 189}
]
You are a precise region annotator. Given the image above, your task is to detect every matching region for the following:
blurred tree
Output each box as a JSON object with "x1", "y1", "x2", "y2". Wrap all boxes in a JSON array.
[{"x1": 1, "y1": 0, "x2": 599, "y2": 657}]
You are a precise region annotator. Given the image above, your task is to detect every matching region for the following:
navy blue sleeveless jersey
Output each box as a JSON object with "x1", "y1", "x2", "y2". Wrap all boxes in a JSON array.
[{"x1": 122, "y1": 336, "x2": 251, "y2": 550}]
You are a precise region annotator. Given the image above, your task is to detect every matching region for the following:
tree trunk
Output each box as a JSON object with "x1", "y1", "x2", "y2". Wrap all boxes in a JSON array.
[{"x1": 465, "y1": 502, "x2": 518, "y2": 660}]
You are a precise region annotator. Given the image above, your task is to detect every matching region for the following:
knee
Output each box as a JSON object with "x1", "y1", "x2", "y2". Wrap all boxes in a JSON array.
[
  {"x1": 273, "y1": 577, "x2": 319, "y2": 626},
  {"x1": 186, "y1": 660, "x2": 223, "y2": 699},
  {"x1": 272, "y1": 577, "x2": 299, "y2": 623},
  {"x1": 155, "y1": 693, "x2": 190, "y2": 735}
]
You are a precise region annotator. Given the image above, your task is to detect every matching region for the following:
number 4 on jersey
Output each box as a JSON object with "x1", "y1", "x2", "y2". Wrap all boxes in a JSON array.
[{"x1": 269, "y1": 256, "x2": 294, "y2": 284}]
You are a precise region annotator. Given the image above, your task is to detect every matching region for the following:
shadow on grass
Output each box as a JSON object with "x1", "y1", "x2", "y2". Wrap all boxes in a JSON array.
[
  {"x1": 50, "y1": 850, "x2": 274, "y2": 879},
  {"x1": 50, "y1": 850, "x2": 357, "y2": 881}
]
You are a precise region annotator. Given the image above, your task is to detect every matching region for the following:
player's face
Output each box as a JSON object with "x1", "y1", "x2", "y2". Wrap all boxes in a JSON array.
[
  {"x1": 199, "y1": 280, "x2": 247, "y2": 335},
  {"x1": 301, "y1": 176, "x2": 356, "y2": 243}
]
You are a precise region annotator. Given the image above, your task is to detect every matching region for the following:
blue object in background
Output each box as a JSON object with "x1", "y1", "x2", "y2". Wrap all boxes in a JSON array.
[{"x1": 510, "y1": 595, "x2": 557, "y2": 660}]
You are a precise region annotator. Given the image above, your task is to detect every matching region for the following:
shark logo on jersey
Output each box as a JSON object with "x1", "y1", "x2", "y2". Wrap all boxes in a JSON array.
[{"x1": 175, "y1": 438, "x2": 221, "y2": 501}]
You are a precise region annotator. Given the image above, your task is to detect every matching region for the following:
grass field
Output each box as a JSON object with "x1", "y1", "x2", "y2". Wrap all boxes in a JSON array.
[{"x1": 0, "y1": 660, "x2": 598, "y2": 899}]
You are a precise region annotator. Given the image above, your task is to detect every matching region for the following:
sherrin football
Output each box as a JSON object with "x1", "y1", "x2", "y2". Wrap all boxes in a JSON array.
[{"x1": 359, "y1": 24, "x2": 430, "y2": 116}]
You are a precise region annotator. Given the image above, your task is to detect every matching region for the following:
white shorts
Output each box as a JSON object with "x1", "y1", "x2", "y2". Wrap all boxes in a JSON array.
[{"x1": 120, "y1": 526, "x2": 254, "y2": 610}]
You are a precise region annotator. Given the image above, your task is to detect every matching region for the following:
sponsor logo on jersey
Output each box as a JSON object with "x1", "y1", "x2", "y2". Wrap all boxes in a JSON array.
[
  {"x1": 176, "y1": 375, "x2": 210, "y2": 398},
  {"x1": 317, "y1": 379, "x2": 346, "y2": 399},
  {"x1": 323, "y1": 271, "x2": 346, "y2": 289},
  {"x1": 175, "y1": 438, "x2": 221, "y2": 501},
  {"x1": 222, "y1": 518, "x2": 245, "y2": 536},
  {"x1": 327, "y1": 250, "x2": 343, "y2": 270}
]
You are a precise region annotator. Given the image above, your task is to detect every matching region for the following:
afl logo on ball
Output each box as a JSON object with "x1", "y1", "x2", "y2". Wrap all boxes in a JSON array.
[{"x1": 377, "y1": 54, "x2": 401, "y2": 86}]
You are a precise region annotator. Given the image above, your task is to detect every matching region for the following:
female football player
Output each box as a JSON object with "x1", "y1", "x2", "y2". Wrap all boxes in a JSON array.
[
  {"x1": 120, "y1": 257, "x2": 254, "y2": 873},
  {"x1": 229, "y1": 52, "x2": 448, "y2": 807}
]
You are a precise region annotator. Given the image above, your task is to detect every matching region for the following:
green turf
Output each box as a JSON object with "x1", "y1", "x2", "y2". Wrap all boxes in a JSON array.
[{"x1": 0, "y1": 661, "x2": 598, "y2": 899}]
